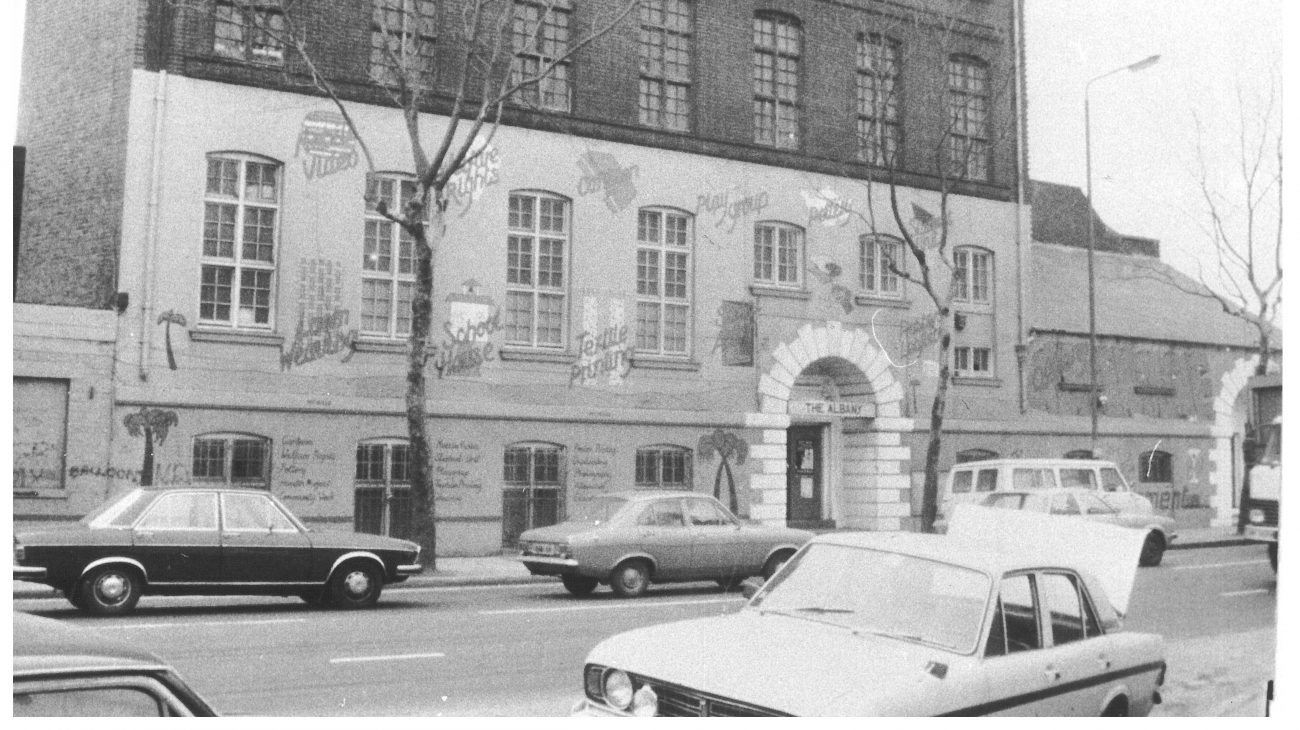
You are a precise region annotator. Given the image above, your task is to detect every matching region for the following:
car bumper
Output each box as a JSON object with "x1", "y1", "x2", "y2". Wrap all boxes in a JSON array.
[
  {"x1": 571, "y1": 698, "x2": 630, "y2": 717},
  {"x1": 515, "y1": 555, "x2": 581, "y2": 576},
  {"x1": 13, "y1": 565, "x2": 47, "y2": 582},
  {"x1": 396, "y1": 563, "x2": 423, "y2": 576},
  {"x1": 1244, "y1": 525, "x2": 1278, "y2": 543}
]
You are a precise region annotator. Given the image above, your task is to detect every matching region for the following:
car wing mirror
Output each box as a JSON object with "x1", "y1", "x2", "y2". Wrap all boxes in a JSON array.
[{"x1": 740, "y1": 576, "x2": 765, "y2": 599}]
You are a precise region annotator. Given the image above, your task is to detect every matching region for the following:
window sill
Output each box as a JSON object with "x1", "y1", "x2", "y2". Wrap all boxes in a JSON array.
[
  {"x1": 952, "y1": 375, "x2": 1002, "y2": 388},
  {"x1": 498, "y1": 347, "x2": 571, "y2": 364},
  {"x1": 749, "y1": 284, "x2": 811, "y2": 301},
  {"x1": 631, "y1": 355, "x2": 701, "y2": 372},
  {"x1": 1134, "y1": 385, "x2": 1176, "y2": 397},
  {"x1": 352, "y1": 339, "x2": 408, "y2": 354},
  {"x1": 953, "y1": 301, "x2": 994, "y2": 311},
  {"x1": 189, "y1": 329, "x2": 284, "y2": 347},
  {"x1": 853, "y1": 293, "x2": 909, "y2": 309}
]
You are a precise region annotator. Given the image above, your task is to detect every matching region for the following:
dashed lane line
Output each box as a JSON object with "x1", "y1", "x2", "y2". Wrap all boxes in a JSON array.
[
  {"x1": 479, "y1": 597, "x2": 743, "y2": 615},
  {"x1": 1220, "y1": 588, "x2": 1270, "y2": 598},
  {"x1": 1170, "y1": 559, "x2": 1269, "y2": 571},
  {"x1": 329, "y1": 652, "x2": 446, "y2": 664},
  {"x1": 92, "y1": 618, "x2": 307, "y2": 630}
]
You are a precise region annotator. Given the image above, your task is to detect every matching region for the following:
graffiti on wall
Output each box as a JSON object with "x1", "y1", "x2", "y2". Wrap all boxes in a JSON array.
[
  {"x1": 277, "y1": 436, "x2": 338, "y2": 502},
  {"x1": 808, "y1": 257, "x2": 855, "y2": 314},
  {"x1": 433, "y1": 439, "x2": 485, "y2": 504},
  {"x1": 1026, "y1": 340, "x2": 1216, "y2": 419},
  {"x1": 908, "y1": 203, "x2": 946, "y2": 250},
  {"x1": 801, "y1": 188, "x2": 860, "y2": 228},
  {"x1": 697, "y1": 429, "x2": 750, "y2": 515},
  {"x1": 429, "y1": 281, "x2": 500, "y2": 378},
  {"x1": 281, "y1": 258, "x2": 358, "y2": 370},
  {"x1": 123, "y1": 407, "x2": 179, "y2": 487},
  {"x1": 572, "y1": 444, "x2": 616, "y2": 494},
  {"x1": 697, "y1": 188, "x2": 769, "y2": 232},
  {"x1": 576, "y1": 150, "x2": 638, "y2": 212},
  {"x1": 295, "y1": 111, "x2": 359, "y2": 181},
  {"x1": 446, "y1": 141, "x2": 501, "y2": 216},
  {"x1": 571, "y1": 297, "x2": 631, "y2": 387},
  {"x1": 156, "y1": 310, "x2": 188, "y2": 370},
  {"x1": 713, "y1": 301, "x2": 755, "y2": 366},
  {"x1": 13, "y1": 441, "x2": 65, "y2": 493}
]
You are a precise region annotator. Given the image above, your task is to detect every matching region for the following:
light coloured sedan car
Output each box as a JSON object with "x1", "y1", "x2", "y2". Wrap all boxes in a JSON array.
[
  {"x1": 517, "y1": 491, "x2": 812, "y2": 597},
  {"x1": 574, "y1": 505, "x2": 1166, "y2": 716},
  {"x1": 970, "y1": 488, "x2": 1178, "y2": 567}
]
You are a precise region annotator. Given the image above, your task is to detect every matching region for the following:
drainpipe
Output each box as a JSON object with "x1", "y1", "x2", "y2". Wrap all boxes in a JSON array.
[
  {"x1": 1010, "y1": 0, "x2": 1029, "y2": 414},
  {"x1": 137, "y1": 71, "x2": 168, "y2": 382}
]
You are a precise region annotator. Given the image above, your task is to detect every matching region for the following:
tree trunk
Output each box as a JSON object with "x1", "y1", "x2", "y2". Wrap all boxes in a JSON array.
[
  {"x1": 919, "y1": 324, "x2": 953, "y2": 533},
  {"x1": 404, "y1": 194, "x2": 441, "y2": 571},
  {"x1": 1256, "y1": 330, "x2": 1271, "y2": 376},
  {"x1": 141, "y1": 427, "x2": 155, "y2": 487}
]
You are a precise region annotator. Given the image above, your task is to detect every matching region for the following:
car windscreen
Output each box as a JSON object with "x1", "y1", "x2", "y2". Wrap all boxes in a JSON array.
[
  {"x1": 568, "y1": 496, "x2": 630, "y2": 524},
  {"x1": 749, "y1": 543, "x2": 991, "y2": 654},
  {"x1": 80, "y1": 489, "x2": 152, "y2": 528},
  {"x1": 1076, "y1": 491, "x2": 1118, "y2": 515}
]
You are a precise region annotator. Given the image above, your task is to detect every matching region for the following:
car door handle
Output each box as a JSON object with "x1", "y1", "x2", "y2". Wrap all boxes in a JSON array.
[
  {"x1": 1043, "y1": 667, "x2": 1061, "y2": 682},
  {"x1": 1096, "y1": 655, "x2": 1112, "y2": 670}
]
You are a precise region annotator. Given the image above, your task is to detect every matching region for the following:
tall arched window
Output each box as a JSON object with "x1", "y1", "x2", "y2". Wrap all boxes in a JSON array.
[
  {"x1": 192, "y1": 433, "x2": 270, "y2": 488},
  {"x1": 636, "y1": 208, "x2": 693, "y2": 356},
  {"x1": 502, "y1": 442, "x2": 566, "y2": 547},
  {"x1": 355, "y1": 438, "x2": 413, "y2": 539}
]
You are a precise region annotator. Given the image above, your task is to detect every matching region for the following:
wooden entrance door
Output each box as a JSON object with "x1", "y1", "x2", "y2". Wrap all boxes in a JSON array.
[{"x1": 787, "y1": 425, "x2": 824, "y2": 526}]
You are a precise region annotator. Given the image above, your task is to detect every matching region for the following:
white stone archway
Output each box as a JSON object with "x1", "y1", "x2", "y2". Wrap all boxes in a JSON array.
[
  {"x1": 1207, "y1": 355, "x2": 1261, "y2": 527},
  {"x1": 743, "y1": 321, "x2": 915, "y2": 531}
]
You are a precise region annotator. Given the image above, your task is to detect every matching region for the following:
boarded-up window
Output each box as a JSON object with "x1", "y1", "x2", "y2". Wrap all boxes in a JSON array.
[
  {"x1": 13, "y1": 378, "x2": 70, "y2": 494},
  {"x1": 715, "y1": 301, "x2": 754, "y2": 366}
]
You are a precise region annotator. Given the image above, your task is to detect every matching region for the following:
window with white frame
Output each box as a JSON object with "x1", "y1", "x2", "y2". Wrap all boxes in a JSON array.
[
  {"x1": 753, "y1": 13, "x2": 801, "y2": 149},
  {"x1": 946, "y1": 55, "x2": 990, "y2": 181},
  {"x1": 754, "y1": 222, "x2": 803, "y2": 287},
  {"x1": 952, "y1": 247, "x2": 992, "y2": 304},
  {"x1": 354, "y1": 438, "x2": 414, "y2": 539},
  {"x1": 636, "y1": 445, "x2": 692, "y2": 489},
  {"x1": 859, "y1": 234, "x2": 904, "y2": 298},
  {"x1": 370, "y1": 0, "x2": 438, "y2": 87},
  {"x1": 638, "y1": 0, "x2": 693, "y2": 132},
  {"x1": 361, "y1": 175, "x2": 417, "y2": 338},
  {"x1": 856, "y1": 33, "x2": 900, "y2": 166},
  {"x1": 511, "y1": 0, "x2": 571, "y2": 111},
  {"x1": 954, "y1": 345, "x2": 992, "y2": 377},
  {"x1": 192, "y1": 433, "x2": 270, "y2": 487},
  {"x1": 636, "y1": 209, "x2": 692, "y2": 356},
  {"x1": 201, "y1": 153, "x2": 280, "y2": 328},
  {"x1": 213, "y1": 0, "x2": 285, "y2": 63},
  {"x1": 505, "y1": 192, "x2": 568, "y2": 348}
]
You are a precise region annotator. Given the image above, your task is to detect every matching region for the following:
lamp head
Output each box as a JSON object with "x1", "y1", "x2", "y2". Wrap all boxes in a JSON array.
[{"x1": 1127, "y1": 54, "x2": 1161, "y2": 72}]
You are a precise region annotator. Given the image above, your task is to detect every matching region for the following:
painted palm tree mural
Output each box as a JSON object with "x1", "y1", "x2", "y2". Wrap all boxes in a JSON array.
[
  {"x1": 123, "y1": 407, "x2": 179, "y2": 486},
  {"x1": 697, "y1": 429, "x2": 749, "y2": 516},
  {"x1": 157, "y1": 310, "x2": 188, "y2": 370}
]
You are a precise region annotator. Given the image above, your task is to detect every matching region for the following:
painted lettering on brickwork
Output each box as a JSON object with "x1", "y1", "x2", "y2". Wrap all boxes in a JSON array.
[
  {"x1": 571, "y1": 444, "x2": 617, "y2": 494},
  {"x1": 713, "y1": 301, "x2": 755, "y2": 366},
  {"x1": 295, "y1": 111, "x2": 359, "y2": 181},
  {"x1": 571, "y1": 297, "x2": 631, "y2": 387},
  {"x1": 433, "y1": 439, "x2": 485, "y2": 503},
  {"x1": 446, "y1": 141, "x2": 501, "y2": 216},
  {"x1": 282, "y1": 258, "x2": 358, "y2": 370},
  {"x1": 801, "y1": 188, "x2": 860, "y2": 227},
  {"x1": 696, "y1": 189, "x2": 769, "y2": 232},
  {"x1": 277, "y1": 437, "x2": 336, "y2": 501},
  {"x1": 576, "y1": 150, "x2": 638, "y2": 212},
  {"x1": 428, "y1": 281, "x2": 499, "y2": 379}
]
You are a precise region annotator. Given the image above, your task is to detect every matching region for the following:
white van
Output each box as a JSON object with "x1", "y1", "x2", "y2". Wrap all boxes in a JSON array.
[{"x1": 940, "y1": 458, "x2": 1154, "y2": 519}]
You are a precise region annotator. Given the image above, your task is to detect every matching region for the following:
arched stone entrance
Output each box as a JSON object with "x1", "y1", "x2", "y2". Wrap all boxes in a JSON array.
[
  {"x1": 1208, "y1": 355, "x2": 1261, "y2": 527},
  {"x1": 744, "y1": 321, "x2": 914, "y2": 531}
]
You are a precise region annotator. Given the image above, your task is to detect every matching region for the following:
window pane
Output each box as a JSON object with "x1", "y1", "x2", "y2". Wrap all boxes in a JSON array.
[
  {"x1": 193, "y1": 438, "x2": 226, "y2": 478},
  {"x1": 975, "y1": 469, "x2": 998, "y2": 492},
  {"x1": 356, "y1": 442, "x2": 386, "y2": 480},
  {"x1": 993, "y1": 574, "x2": 1039, "y2": 654},
  {"x1": 138, "y1": 493, "x2": 217, "y2": 530},
  {"x1": 1040, "y1": 573, "x2": 1086, "y2": 646},
  {"x1": 1060, "y1": 469, "x2": 1097, "y2": 489},
  {"x1": 231, "y1": 438, "x2": 267, "y2": 481}
]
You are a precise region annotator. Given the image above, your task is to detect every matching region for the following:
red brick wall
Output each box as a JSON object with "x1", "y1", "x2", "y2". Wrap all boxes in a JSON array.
[{"x1": 16, "y1": 0, "x2": 138, "y2": 308}]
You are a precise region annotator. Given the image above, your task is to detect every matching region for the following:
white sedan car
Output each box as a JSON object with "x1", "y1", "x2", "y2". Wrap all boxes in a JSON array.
[{"x1": 573, "y1": 506, "x2": 1166, "y2": 716}]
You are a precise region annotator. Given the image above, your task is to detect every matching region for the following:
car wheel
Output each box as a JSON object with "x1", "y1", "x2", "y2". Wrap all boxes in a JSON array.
[
  {"x1": 1100, "y1": 697, "x2": 1128, "y2": 716},
  {"x1": 78, "y1": 565, "x2": 142, "y2": 616},
  {"x1": 610, "y1": 560, "x2": 651, "y2": 598},
  {"x1": 1138, "y1": 532, "x2": 1166, "y2": 567},
  {"x1": 561, "y1": 575, "x2": 599, "y2": 596},
  {"x1": 327, "y1": 561, "x2": 383, "y2": 609},
  {"x1": 762, "y1": 550, "x2": 795, "y2": 579},
  {"x1": 1268, "y1": 543, "x2": 1278, "y2": 572}
]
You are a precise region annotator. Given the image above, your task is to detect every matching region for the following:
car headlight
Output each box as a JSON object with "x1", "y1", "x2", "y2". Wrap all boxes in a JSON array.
[
  {"x1": 630, "y1": 685, "x2": 658, "y2": 717},
  {"x1": 603, "y1": 669, "x2": 634, "y2": 710},
  {"x1": 1250, "y1": 509, "x2": 1266, "y2": 524}
]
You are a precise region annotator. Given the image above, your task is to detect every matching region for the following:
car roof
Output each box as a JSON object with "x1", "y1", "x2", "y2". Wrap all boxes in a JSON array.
[
  {"x1": 952, "y1": 459, "x2": 1116, "y2": 469},
  {"x1": 808, "y1": 531, "x2": 1015, "y2": 576},
  {"x1": 13, "y1": 613, "x2": 172, "y2": 676},
  {"x1": 605, "y1": 490, "x2": 721, "y2": 503}
]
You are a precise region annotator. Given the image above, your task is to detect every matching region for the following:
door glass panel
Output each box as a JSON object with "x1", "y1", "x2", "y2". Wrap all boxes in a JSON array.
[
  {"x1": 222, "y1": 492, "x2": 297, "y2": 532},
  {"x1": 637, "y1": 499, "x2": 685, "y2": 527},
  {"x1": 988, "y1": 573, "x2": 1039, "y2": 656},
  {"x1": 13, "y1": 686, "x2": 166, "y2": 716},
  {"x1": 796, "y1": 441, "x2": 816, "y2": 470},
  {"x1": 1040, "y1": 572, "x2": 1086, "y2": 646},
  {"x1": 686, "y1": 499, "x2": 731, "y2": 526},
  {"x1": 137, "y1": 493, "x2": 218, "y2": 530},
  {"x1": 975, "y1": 469, "x2": 998, "y2": 492}
]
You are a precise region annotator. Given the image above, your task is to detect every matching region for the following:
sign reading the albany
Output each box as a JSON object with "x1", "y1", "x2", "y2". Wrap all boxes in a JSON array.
[{"x1": 789, "y1": 400, "x2": 875, "y2": 418}]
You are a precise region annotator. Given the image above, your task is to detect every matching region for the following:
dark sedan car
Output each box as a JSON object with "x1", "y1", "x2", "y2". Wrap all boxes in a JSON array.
[
  {"x1": 517, "y1": 491, "x2": 813, "y2": 597},
  {"x1": 14, "y1": 612, "x2": 219, "y2": 716},
  {"x1": 13, "y1": 487, "x2": 422, "y2": 615}
]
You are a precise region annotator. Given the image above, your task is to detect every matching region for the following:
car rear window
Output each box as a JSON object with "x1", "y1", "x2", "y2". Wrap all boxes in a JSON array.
[
  {"x1": 950, "y1": 470, "x2": 974, "y2": 494},
  {"x1": 81, "y1": 489, "x2": 152, "y2": 528},
  {"x1": 1012, "y1": 468, "x2": 1057, "y2": 490},
  {"x1": 1060, "y1": 468, "x2": 1097, "y2": 489},
  {"x1": 975, "y1": 469, "x2": 998, "y2": 492}
]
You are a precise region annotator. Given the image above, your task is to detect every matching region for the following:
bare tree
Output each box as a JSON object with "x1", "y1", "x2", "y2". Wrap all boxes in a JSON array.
[{"x1": 227, "y1": 0, "x2": 638, "y2": 567}]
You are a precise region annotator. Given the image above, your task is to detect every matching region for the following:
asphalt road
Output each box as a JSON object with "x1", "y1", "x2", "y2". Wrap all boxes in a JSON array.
[{"x1": 12, "y1": 544, "x2": 1277, "y2": 716}]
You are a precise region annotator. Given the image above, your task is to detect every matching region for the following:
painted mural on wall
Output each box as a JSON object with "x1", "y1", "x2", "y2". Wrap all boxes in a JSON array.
[
  {"x1": 576, "y1": 150, "x2": 638, "y2": 213},
  {"x1": 1026, "y1": 339, "x2": 1218, "y2": 420},
  {"x1": 430, "y1": 280, "x2": 500, "y2": 379},
  {"x1": 696, "y1": 188, "x2": 770, "y2": 232},
  {"x1": 697, "y1": 429, "x2": 750, "y2": 516},
  {"x1": 808, "y1": 256, "x2": 855, "y2": 314},
  {"x1": 281, "y1": 258, "x2": 358, "y2": 370},
  {"x1": 571, "y1": 297, "x2": 631, "y2": 387},
  {"x1": 122, "y1": 407, "x2": 179, "y2": 487},
  {"x1": 295, "y1": 111, "x2": 359, "y2": 181},
  {"x1": 713, "y1": 301, "x2": 755, "y2": 366},
  {"x1": 447, "y1": 140, "x2": 501, "y2": 216},
  {"x1": 801, "y1": 187, "x2": 860, "y2": 228},
  {"x1": 156, "y1": 310, "x2": 188, "y2": 370}
]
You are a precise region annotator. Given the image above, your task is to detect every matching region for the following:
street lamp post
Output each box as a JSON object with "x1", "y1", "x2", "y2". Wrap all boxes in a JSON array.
[{"x1": 1084, "y1": 54, "x2": 1160, "y2": 455}]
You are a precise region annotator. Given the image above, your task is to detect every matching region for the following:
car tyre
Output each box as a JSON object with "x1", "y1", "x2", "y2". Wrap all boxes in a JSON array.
[
  {"x1": 327, "y1": 561, "x2": 383, "y2": 609},
  {"x1": 1138, "y1": 532, "x2": 1165, "y2": 567},
  {"x1": 561, "y1": 575, "x2": 599, "y2": 596},
  {"x1": 1268, "y1": 543, "x2": 1278, "y2": 572},
  {"x1": 610, "y1": 560, "x2": 651, "y2": 598},
  {"x1": 762, "y1": 550, "x2": 796, "y2": 579},
  {"x1": 78, "y1": 565, "x2": 143, "y2": 616}
]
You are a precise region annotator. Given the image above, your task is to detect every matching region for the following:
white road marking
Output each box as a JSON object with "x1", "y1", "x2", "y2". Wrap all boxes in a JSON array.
[
  {"x1": 1221, "y1": 588, "x2": 1270, "y2": 598},
  {"x1": 94, "y1": 618, "x2": 307, "y2": 630},
  {"x1": 330, "y1": 652, "x2": 446, "y2": 664},
  {"x1": 479, "y1": 597, "x2": 742, "y2": 615},
  {"x1": 1171, "y1": 559, "x2": 1269, "y2": 571}
]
